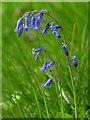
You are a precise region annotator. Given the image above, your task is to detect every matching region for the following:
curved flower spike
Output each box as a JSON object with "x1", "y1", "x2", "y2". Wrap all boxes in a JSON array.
[
  {"x1": 44, "y1": 78, "x2": 53, "y2": 88},
  {"x1": 42, "y1": 22, "x2": 50, "y2": 34},
  {"x1": 24, "y1": 16, "x2": 30, "y2": 31},
  {"x1": 40, "y1": 62, "x2": 48, "y2": 72},
  {"x1": 61, "y1": 43, "x2": 68, "y2": 56},
  {"x1": 35, "y1": 18, "x2": 40, "y2": 30},
  {"x1": 71, "y1": 56, "x2": 78, "y2": 67},
  {"x1": 52, "y1": 30, "x2": 61, "y2": 38},
  {"x1": 15, "y1": 18, "x2": 23, "y2": 32}
]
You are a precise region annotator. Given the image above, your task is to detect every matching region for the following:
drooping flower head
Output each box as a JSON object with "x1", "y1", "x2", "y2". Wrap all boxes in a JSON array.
[
  {"x1": 61, "y1": 43, "x2": 68, "y2": 56},
  {"x1": 47, "y1": 61, "x2": 55, "y2": 68},
  {"x1": 51, "y1": 25, "x2": 61, "y2": 31},
  {"x1": 71, "y1": 56, "x2": 78, "y2": 67},
  {"x1": 24, "y1": 16, "x2": 30, "y2": 31},
  {"x1": 44, "y1": 78, "x2": 53, "y2": 88},
  {"x1": 38, "y1": 12, "x2": 44, "y2": 22},
  {"x1": 32, "y1": 48, "x2": 46, "y2": 60},
  {"x1": 34, "y1": 18, "x2": 40, "y2": 30},
  {"x1": 15, "y1": 17, "x2": 24, "y2": 37},
  {"x1": 40, "y1": 62, "x2": 48, "y2": 72},
  {"x1": 52, "y1": 30, "x2": 61, "y2": 38},
  {"x1": 42, "y1": 22, "x2": 50, "y2": 34},
  {"x1": 15, "y1": 17, "x2": 23, "y2": 32},
  {"x1": 29, "y1": 16, "x2": 36, "y2": 29}
]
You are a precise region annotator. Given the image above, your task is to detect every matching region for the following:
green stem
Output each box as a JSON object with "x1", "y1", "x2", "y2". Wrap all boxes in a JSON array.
[
  {"x1": 42, "y1": 89, "x2": 49, "y2": 118},
  {"x1": 68, "y1": 67, "x2": 78, "y2": 118},
  {"x1": 56, "y1": 67, "x2": 64, "y2": 118},
  {"x1": 32, "y1": 87, "x2": 42, "y2": 118}
]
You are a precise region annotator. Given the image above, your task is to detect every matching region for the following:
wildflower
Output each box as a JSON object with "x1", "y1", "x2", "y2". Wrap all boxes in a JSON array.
[
  {"x1": 44, "y1": 78, "x2": 53, "y2": 88},
  {"x1": 61, "y1": 43, "x2": 68, "y2": 55},
  {"x1": 24, "y1": 16, "x2": 30, "y2": 31},
  {"x1": 17, "y1": 26, "x2": 23, "y2": 37},
  {"x1": 32, "y1": 48, "x2": 46, "y2": 55},
  {"x1": 51, "y1": 25, "x2": 61, "y2": 31},
  {"x1": 32, "y1": 48, "x2": 46, "y2": 60},
  {"x1": 15, "y1": 17, "x2": 23, "y2": 32},
  {"x1": 29, "y1": 16, "x2": 36, "y2": 29},
  {"x1": 71, "y1": 56, "x2": 78, "y2": 67},
  {"x1": 40, "y1": 62, "x2": 48, "y2": 72},
  {"x1": 34, "y1": 18, "x2": 40, "y2": 30},
  {"x1": 38, "y1": 12, "x2": 44, "y2": 22},
  {"x1": 47, "y1": 61, "x2": 55, "y2": 68},
  {"x1": 42, "y1": 22, "x2": 50, "y2": 34},
  {"x1": 35, "y1": 52, "x2": 40, "y2": 60},
  {"x1": 52, "y1": 30, "x2": 61, "y2": 38}
]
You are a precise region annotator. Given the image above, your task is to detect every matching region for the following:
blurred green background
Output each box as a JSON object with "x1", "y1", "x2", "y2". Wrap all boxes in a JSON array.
[{"x1": 2, "y1": 2, "x2": 88, "y2": 118}]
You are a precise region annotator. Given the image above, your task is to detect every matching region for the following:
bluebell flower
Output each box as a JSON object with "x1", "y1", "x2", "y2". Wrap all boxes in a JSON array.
[
  {"x1": 51, "y1": 25, "x2": 61, "y2": 31},
  {"x1": 32, "y1": 48, "x2": 46, "y2": 55},
  {"x1": 15, "y1": 17, "x2": 23, "y2": 32},
  {"x1": 17, "y1": 26, "x2": 23, "y2": 37},
  {"x1": 47, "y1": 61, "x2": 55, "y2": 68},
  {"x1": 24, "y1": 16, "x2": 30, "y2": 31},
  {"x1": 42, "y1": 22, "x2": 50, "y2": 34},
  {"x1": 40, "y1": 62, "x2": 48, "y2": 72},
  {"x1": 61, "y1": 43, "x2": 68, "y2": 55},
  {"x1": 35, "y1": 52, "x2": 40, "y2": 60},
  {"x1": 34, "y1": 18, "x2": 40, "y2": 30},
  {"x1": 44, "y1": 78, "x2": 53, "y2": 88},
  {"x1": 29, "y1": 16, "x2": 36, "y2": 29},
  {"x1": 71, "y1": 56, "x2": 78, "y2": 67},
  {"x1": 38, "y1": 12, "x2": 44, "y2": 22},
  {"x1": 52, "y1": 31, "x2": 61, "y2": 38}
]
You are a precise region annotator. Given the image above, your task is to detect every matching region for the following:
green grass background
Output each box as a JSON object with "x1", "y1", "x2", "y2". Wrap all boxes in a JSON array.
[{"x1": 2, "y1": 2, "x2": 88, "y2": 118}]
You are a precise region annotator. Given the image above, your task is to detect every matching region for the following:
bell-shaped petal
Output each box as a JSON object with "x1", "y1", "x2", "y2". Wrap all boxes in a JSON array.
[
  {"x1": 52, "y1": 31, "x2": 61, "y2": 38},
  {"x1": 71, "y1": 56, "x2": 78, "y2": 67},
  {"x1": 44, "y1": 78, "x2": 53, "y2": 88},
  {"x1": 42, "y1": 22, "x2": 50, "y2": 34},
  {"x1": 61, "y1": 43, "x2": 68, "y2": 55}
]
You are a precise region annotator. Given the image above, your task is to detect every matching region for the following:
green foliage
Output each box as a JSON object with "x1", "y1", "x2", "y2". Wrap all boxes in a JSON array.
[{"x1": 2, "y1": 2, "x2": 88, "y2": 118}]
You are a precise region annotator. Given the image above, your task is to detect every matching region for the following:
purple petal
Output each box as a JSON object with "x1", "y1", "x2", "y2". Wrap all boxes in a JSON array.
[
  {"x1": 42, "y1": 22, "x2": 50, "y2": 34},
  {"x1": 44, "y1": 78, "x2": 52, "y2": 88}
]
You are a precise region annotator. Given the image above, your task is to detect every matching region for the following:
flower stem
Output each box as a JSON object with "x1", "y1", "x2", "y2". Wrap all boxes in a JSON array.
[
  {"x1": 56, "y1": 67, "x2": 64, "y2": 118},
  {"x1": 68, "y1": 67, "x2": 78, "y2": 118}
]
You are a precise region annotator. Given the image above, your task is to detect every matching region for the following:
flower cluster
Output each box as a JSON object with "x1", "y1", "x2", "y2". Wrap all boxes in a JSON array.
[{"x1": 15, "y1": 9, "x2": 78, "y2": 87}]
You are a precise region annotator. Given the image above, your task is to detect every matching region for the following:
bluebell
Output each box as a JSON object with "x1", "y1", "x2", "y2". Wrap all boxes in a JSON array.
[
  {"x1": 24, "y1": 16, "x2": 30, "y2": 31},
  {"x1": 44, "y1": 78, "x2": 53, "y2": 88},
  {"x1": 71, "y1": 56, "x2": 78, "y2": 67},
  {"x1": 61, "y1": 43, "x2": 68, "y2": 55},
  {"x1": 38, "y1": 12, "x2": 44, "y2": 22},
  {"x1": 15, "y1": 17, "x2": 23, "y2": 32},
  {"x1": 34, "y1": 18, "x2": 40, "y2": 30},
  {"x1": 40, "y1": 62, "x2": 48, "y2": 72},
  {"x1": 42, "y1": 22, "x2": 50, "y2": 34},
  {"x1": 47, "y1": 61, "x2": 55, "y2": 68},
  {"x1": 35, "y1": 52, "x2": 40, "y2": 60},
  {"x1": 51, "y1": 25, "x2": 61, "y2": 31},
  {"x1": 29, "y1": 16, "x2": 36, "y2": 29},
  {"x1": 52, "y1": 31, "x2": 61, "y2": 38},
  {"x1": 32, "y1": 48, "x2": 46, "y2": 55}
]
